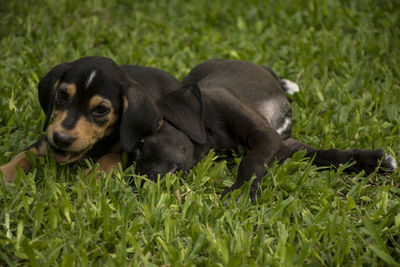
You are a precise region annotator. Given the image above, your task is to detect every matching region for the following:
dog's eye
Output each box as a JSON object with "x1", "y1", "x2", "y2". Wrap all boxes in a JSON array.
[
  {"x1": 92, "y1": 104, "x2": 110, "y2": 116},
  {"x1": 57, "y1": 89, "x2": 69, "y2": 102}
]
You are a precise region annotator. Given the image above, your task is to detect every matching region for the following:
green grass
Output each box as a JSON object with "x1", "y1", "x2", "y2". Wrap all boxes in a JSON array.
[{"x1": 1, "y1": 0, "x2": 399, "y2": 265}]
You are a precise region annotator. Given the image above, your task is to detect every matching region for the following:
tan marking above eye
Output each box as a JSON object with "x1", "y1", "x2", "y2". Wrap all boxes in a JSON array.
[
  {"x1": 89, "y1": 95, "x2": 112, "y2": 110},
  {"x1": 58, "y1": 83, "x2": 77, "y2": 99}
]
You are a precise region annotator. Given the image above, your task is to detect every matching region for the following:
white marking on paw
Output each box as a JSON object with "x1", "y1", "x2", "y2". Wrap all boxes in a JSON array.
[
  {"x1": 276, "y1": 117, "x2": 291, "y2": 136},
  {"x1": 280, "y1": 79, "x2": 299, "y2": 95},
  {"x1": 85, "y1": 70, "x2": 97, "y2": 90},
  {"x1": 383, "y1": 154, "x2": 397, "y2": 171}
]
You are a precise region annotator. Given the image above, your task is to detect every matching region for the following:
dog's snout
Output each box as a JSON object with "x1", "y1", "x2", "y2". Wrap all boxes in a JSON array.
[{"x1": 53, "y1": 131, "x2": 75, "y2": 148}]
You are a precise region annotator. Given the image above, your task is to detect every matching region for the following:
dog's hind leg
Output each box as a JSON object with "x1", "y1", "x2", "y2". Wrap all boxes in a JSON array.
[
  {"x1": 236, "y1": 127, "x2": 283, "y2": 201},
  {"x1": 277, "y1": 138, "x2": 397, "y2": 174},
  {"x1": 216, "y1": 92, "x2": 284, "y2": 201},
  {"x1": 1, "y1": 137, "x2": 49, "y2": 182},
  {"x1": 222, "y1": 128, "x2": 283, "y2": 202}
]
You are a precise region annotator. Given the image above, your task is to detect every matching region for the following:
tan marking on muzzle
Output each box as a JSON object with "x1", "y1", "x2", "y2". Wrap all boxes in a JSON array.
[
  {"x1": 47, "y1": 108, "x2": 118, "y2": 154},
  {"x1": 65, "y1": 113, "x2": 118, "y2": 152},
  {"x1": 47, "y1": 110, "x2": 68, "y2": 143}
]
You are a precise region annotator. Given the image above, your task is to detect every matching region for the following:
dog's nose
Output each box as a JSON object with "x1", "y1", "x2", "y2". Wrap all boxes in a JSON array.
[{"x1": 53, "y1": 131, "x2": 75, "y2": 149}]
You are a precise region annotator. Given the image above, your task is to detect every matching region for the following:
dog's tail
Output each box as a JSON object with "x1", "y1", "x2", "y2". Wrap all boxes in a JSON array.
[
  {"x1": 279, "y1": 79, "x2": 300, "y2": 95},
  {"x1": 262, "y1": 66, "x2": 299, "y2": 95},
  {"x1": 277, "y1": 138, "x2": 397, "y2": 174}
]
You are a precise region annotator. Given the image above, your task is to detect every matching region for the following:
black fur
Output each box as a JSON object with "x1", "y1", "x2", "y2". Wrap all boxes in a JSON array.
[
  {"x1": 134, "y1": 59, "x2": 397, "y2": 200},
  {"x1": 38, "y1": 62, "x2": 71, "y2": 130},
  {"x1": 1, "y1": 56, "x2": 181, "y2": 182}
]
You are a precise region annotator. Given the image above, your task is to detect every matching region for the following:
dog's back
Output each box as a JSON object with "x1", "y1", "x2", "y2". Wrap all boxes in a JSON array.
[
  {"x1": 122, "y1": 65, "x2": 181, "y2": 99},
  {"x1": 183, "y1": 59, "x2": 293, "y2": 139}
]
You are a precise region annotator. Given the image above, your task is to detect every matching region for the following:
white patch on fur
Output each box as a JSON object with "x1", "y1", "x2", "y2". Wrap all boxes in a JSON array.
[
  {"x1": 276, "y1": 117, "x2": 291, "y2": 135},
  {"x1": 258, "y1": 100, "x2": 278, "y2": 123},
  {"x1": 85, "y1": 70, "x2": 97, "y2": 90},
  {"x1": 383, "y1": 154, "x2": 397, "y2": 171},
  {"x1": 257, "y1": 100, "x2": 292, "y2": 136},
  {"x1": 280, "y1": 79, "x2": 299, "y2": 95}
]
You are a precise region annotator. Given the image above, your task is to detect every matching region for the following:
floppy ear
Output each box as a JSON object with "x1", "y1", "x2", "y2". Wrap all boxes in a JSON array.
[
  {"x1": 120, "y1": 84, "x2": 163, "y2": 153},
  {"x1": 157, "y1": 84, "x2": 207, "y2": 144},
  {"x1": 38, "y1": 62, "x2": 71, "y2": 131}
]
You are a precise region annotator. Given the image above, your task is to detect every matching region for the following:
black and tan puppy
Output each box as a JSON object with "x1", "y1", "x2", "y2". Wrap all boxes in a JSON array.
[
  {"x1": 133, "y1": 59, "x2": 397, "y2": 200},
  {"x1": 0, "y1": 56, "x2": 180, "y2": 182}
]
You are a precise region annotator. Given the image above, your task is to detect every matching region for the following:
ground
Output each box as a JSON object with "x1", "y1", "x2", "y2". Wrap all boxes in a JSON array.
[{"x1": 0, "y1": 0, "x2": 399, "y2": 265}]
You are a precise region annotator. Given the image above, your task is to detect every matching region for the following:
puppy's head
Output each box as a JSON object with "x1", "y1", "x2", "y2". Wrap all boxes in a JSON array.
[
  {"x1": 38, "y1": 56, "x2": 161, "y2": 162},
  {"x1": 135, "y1": 84, "x2": 207, "y2": 178},
  {"x1": 134, "y1": 122, "x2": 196, "y2": 179}
]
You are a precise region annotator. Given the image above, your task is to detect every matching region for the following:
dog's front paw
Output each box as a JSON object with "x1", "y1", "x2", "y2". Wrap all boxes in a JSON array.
[
  {"x1": 221, "y1": 182, "x2": 260, "y2": 204},
  {"x1": 0, "y1": 164, "x2": 17, "y2": 183},
  {"x1": 221, "y1": 185, "x2": 242, "y2": 204}
]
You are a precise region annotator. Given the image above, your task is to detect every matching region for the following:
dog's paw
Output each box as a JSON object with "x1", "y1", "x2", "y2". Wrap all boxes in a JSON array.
[
  {"x1": 221, "y1": 182, "x2": 260, "y2": 204},
  {"x1": 221, "y1": 186, "x2": 241, "y2": 205},
  {"x1": 352, "y1": 149, "x2": 397, "y2": 174},
  {"x1": 0, "y1": 164, "x2": 17, "y2": 183},
  {"x1": 381, "y1": 153, "x2": 397, "y2": 172},
  {"x1": 221, "y1": 189, "x2": 248, "y2": 205}
]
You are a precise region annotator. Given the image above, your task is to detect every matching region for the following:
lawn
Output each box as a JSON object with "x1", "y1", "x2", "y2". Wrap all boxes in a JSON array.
[{"x1": 0, "y1": 0, "x2": 399, "y2": 265}]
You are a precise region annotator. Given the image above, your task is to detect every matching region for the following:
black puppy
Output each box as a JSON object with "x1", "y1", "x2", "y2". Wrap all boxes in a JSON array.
[
  {"x1": 133, "y1": 59, "x2": 397, "y2": 200},
  {"x1": 0, "y1": 56, "x2": 180, "y2": 182}
]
